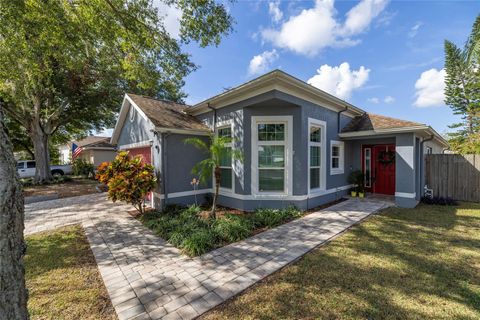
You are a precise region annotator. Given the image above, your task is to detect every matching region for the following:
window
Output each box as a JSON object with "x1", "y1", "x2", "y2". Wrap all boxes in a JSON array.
[
  {"x1": 308, "y1": 119, "x2": 326, "y2": 190},
  {"x1": 26, "y1": 161, "x2": 36, "y2": 169},
  {"x1": 364, "y1": 148, "x2": 371, "y2": 188},
  {"x1": 252, "y1": 116, "x2": 292, "y2": 195},
  {"x1": 330, "y1": 141, "x2": 344, "y2": 175},
  {"x1": 425, "y1": 146, "x2": 432, "y2": 154},
  {"x1": 217, "y1": 125, "x2": 233, "y2": 190},
  {"x1": 16, "y1": 162, "x2": 24, "y2": 169}
]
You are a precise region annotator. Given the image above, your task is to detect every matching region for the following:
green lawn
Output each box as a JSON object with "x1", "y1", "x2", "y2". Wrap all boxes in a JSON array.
[
  {"x1": 202, "y1": 202, "x2": 480, "y2": 320},
  {"x1": 25, "y1": 225, "x2": 116, "y2": 320}
]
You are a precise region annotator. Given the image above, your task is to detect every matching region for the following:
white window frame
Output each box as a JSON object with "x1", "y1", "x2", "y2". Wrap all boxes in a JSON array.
[
  {"x1": 364, "y1": 147, "x2": 371, "y2": 188},
  {"x1": 330, "y1": 140, "x2": 345, "y2": 175},
  {"x1": 308, "y1": 118, "x2": 327, "y2": 193},
  {"x1": 215, "y1": 120, "x2": 234, "y2": 193},
  {"x1": 251, "y1": 115, "x2": 293, "y2": 196},
  {"x1": 425, "y1": 146, "x2": 433, "y2": 154}
]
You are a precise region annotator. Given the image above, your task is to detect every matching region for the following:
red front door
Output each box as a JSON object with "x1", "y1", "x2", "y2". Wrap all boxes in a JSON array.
[{"x1": 362, "y1": 144, "x2": 395, "y2": 195}]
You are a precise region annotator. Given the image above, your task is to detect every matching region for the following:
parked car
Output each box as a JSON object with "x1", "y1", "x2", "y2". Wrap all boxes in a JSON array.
[{"x1": 16, "y1": 160, "x2": 73, "y2": 179}]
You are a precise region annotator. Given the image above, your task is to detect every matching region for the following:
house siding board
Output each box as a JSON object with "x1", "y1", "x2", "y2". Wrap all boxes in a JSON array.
[
  {"x1": 117, "y1": 105, "x2": 154, "y2": 146},
  {"x1": 165, "y1": 134, "x2": 211, "y2": 194},
  {"x1": 395, "y1": 133, "x2": 418, "y2": 207}
]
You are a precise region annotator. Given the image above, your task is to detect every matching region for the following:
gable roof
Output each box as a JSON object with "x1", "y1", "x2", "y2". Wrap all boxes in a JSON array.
[
  {"x1": 186, "y1": 69, "x2": 365, "y2": 117},
  {"x1": 342, "y1": 113, "x2": 424, "y2": 133},
  {"x1": 75, "y1": 136, "x2": 113, "y2": 148},
  {"x1": 340, "y1": 113, "x2": 448, "y2": 147},
  {"x1": 127, "y1": 94, "x2": 209, "y2": 132},
  {"x1": 111, "y1": 94, "x2": 211, "y2": 145}
]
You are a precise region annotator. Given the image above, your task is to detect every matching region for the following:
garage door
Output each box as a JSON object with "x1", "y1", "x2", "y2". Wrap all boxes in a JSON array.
[
  {"x1": 125, "y1": 146, "x2": 153, "y2": 202},
  {"x1": 125, "y1": 146, "x2": 152, "y2": 164}
]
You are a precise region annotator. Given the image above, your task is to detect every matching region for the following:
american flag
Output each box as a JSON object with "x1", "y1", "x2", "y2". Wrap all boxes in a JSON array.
[{"x1": 72, "y1": 143, "x2": 83, "y2": 159}]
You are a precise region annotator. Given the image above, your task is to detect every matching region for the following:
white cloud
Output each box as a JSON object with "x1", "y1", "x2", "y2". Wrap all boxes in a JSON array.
[
  {"x1": 384, "y1": 95, "x2": 395, "y2": 103},
  {"x1": 268, "y1": 1, "x2": 283, "y2": 23},
  {"x1": 261, "y1": 0, "x2": 388, "y2": 56},
  {"x1": 307, "y1": 62, "x2": 370, "y2": 100},
  {"x1": 408, "y1": 21, "x2": 423, "y2": 38},
  {"x1": 248, "y1": 50, "x2": 279, "y2": 76},
  {"x1": 413, "y1": 68, "x2": 446, "y2": 107},
  {"x1": 153, "y1": 0, "x2": 182, "y2": 39},
  {"x1": 368, "y1": 97, "x2": 380, "y2": 104}
]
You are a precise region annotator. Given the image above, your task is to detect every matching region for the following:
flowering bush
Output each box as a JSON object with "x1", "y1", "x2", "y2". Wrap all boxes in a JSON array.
[{"x1": 96, "y1": 152, "x2": 156, "y2": 214}]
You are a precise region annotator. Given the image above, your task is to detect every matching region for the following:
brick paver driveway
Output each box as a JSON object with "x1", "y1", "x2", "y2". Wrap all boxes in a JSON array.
[{"x1": 25, "y1": 194, "x2": 393, "y2": 320}]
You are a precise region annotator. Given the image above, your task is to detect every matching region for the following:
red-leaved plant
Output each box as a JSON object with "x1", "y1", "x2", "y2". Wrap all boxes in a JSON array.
[{"x1": 96, "y1": 151, "x2": 156, "y2": 215}]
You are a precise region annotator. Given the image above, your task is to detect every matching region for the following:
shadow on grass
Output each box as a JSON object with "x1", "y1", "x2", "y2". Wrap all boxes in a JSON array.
[{"x1": 202, "y1": 203, "x2": 480, "y2": 320}]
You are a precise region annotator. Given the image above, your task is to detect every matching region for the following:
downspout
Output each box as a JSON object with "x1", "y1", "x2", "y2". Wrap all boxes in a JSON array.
[
  {"x1": 419, "y1": 134, "x2": 434, "y2": 197},
  {"x1": 207, "y1": 103, "x2": 217, "y2": 132},
  {"x1": 337, "y1": 106, "x2": 348, "y2": 133}
]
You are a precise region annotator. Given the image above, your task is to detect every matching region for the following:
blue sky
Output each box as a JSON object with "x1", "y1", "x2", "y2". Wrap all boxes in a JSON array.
[{"x1": 171, "y1": 0, "x2": 479, "y2": 135}]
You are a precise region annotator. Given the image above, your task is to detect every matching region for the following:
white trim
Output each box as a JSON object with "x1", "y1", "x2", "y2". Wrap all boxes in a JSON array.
[
  {"x1": 307, "y1": 118, "x2": 327, "y2": 194},
  {"x1": 111, "y1": 94, "x2": 155, "y2": 145},
  {"x1": 188, "y1": 70, "x2": 363, "y2": 118},
  {"x1": 118, "y1": 140, "x2": 153, "y2": 150},
  {"x1": 330, "y1": 140, "x2": 345, "y2": 175},
  {"x1": 251, "y1": 116, "x2": 293, "y2": 196},
  {"x1": 153, "y1": 189, "x2": 211, "y2": 200},
  {"x1": 154, "y1": 127, "x2": 210, "y2": 136},
  {"x1": 220, "y1": 184, "x2": 353, "y2": 201},
  {"x1": 395, "y1": 192, "x2": 416, "y2": 198},
  {"x1": 153, "y1": 184, "x2": 353, "y2": 201}
]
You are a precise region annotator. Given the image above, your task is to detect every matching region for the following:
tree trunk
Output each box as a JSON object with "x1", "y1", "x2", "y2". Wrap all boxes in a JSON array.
[
  {"x1": 0, "y1": 106, "x2": 29, "y2": 320},
  {"x1": 211, "y1": 166, "x2": 221, "y2": 219},
  {"x1": 29, "y1": 120, "x2": 52, "y2": 183}
]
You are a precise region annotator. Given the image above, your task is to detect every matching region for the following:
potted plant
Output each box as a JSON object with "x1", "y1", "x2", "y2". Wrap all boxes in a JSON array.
[{"x1": 348, "y1": 170, "x2": 365, "y2": 198}]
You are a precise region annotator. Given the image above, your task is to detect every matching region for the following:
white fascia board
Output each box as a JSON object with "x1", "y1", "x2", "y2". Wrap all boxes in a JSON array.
[
  {"x1": 111, "y1": 94, "x2": 155, "y2": 145},
  {"x1": 187, "y1": 71, "x2": 364, "y2": 118},
  {"x1": 338, "y1": 126, "x2": 430, "y2": 138},
  {"x1": 154, "y1": 127, "x2": 211, "y2": 136}
]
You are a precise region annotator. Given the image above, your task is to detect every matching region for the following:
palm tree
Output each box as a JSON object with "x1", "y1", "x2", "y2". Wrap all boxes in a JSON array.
[{"x1": 185, "y1": 135, "x2": 242, "y2": 219}]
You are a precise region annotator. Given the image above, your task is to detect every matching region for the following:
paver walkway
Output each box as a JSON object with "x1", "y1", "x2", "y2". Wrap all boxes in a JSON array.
[{"x1": 25, "y1": 194, "x2": 393, "y2": 320}]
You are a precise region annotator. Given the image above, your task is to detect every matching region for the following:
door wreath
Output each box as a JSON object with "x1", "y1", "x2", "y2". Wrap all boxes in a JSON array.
[{"x1": 378, "y1": 150, "x2": 395, "y2": 165}]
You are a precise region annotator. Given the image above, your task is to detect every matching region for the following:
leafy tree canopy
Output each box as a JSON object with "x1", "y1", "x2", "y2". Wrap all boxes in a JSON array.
[
  {"x1": 0, "y1": 0, "x2": 233, "y2": 181},
  {"x1": 445, "y1": 14, "x2": 480, "y2": 153}
]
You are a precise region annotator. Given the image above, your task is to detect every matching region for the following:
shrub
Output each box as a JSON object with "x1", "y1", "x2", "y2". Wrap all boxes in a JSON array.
[
  {"x1": 96, "y1": 152, "x2": 156, "y2": 214},
  {"x1": 252, "y1": 206, "x2": 301, "y2": 228},
  {"x1": 213, "y1": 214, "x2": 252, "y2": 243},
  {"x1": 73, "y1": 158, "x2": 95, "y2": 178},
  {"x1": 182, "y1": 229, "x2": 217, "y2": 256},
  {"x1": 421, "y1": 196, "x2": 458, "y2": 206}
]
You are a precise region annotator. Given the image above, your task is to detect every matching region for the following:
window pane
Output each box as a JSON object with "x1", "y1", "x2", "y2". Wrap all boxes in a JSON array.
[
  {"x1": 310, "y1": 146, "x2": 321, "y2": 167},
  {"x1": 332, "y1": 157, "x2": 339, "y2": 168},
  {"x1": 259, "y1": 169, "x2": 284, "y2": 191},
  {"x1": 218, "y1": 127, "x2": 232, "y2": 138},
  {"x1": 332, "y1": 146, "x2": 339, "y2": 157},
  {"x1": 219, "y1": 147, "x2": 232, "y2": 167},
  {"x1": 27, "y1": 161, "x2": 36, "y2": 168},
  {"x1": 220, "y1": 168, "x2": 232, "y2": 189},
  {"x1": 310, "y1": 126, "x2": 321, "y2": 142},
  {"x1": 258, "y1": 146, "x2": 284, "y2": 167},
  {"x1": 310, "y1": 168, "x2": 320, "y2": 189},
  {"x1": 258, "y1": 123, "x2": 285, "y2": 141}
]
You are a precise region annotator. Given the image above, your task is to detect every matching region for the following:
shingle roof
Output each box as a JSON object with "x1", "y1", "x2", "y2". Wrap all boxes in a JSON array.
[
  {"x1": 75, "y1": 136, "x2": 114, "y2": 148},
  {"x1": 127, "y1": 94, "x2": 210, "y2": 132},
  {"x1": 342, "y1": 113, "x2": 425, "y2": 133}
]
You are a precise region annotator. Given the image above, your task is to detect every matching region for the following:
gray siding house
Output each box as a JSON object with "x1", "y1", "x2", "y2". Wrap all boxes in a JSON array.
[{"x1": 110, "y1": 70, "x2": 448, "y2": 211}]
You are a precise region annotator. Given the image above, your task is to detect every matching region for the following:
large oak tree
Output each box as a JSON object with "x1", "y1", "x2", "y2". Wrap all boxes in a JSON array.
[{"x1": 0, "y1": 0, "x2": 233, "y2": 182}]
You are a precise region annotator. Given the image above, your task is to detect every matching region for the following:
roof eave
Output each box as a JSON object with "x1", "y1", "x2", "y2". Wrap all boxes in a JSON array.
[
  {"x1": 187, "y1": 70, "x2": 365, "y2": 117},
  {"x1": 154, "y1": 126, "x2": 211, "y2": 136}
]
